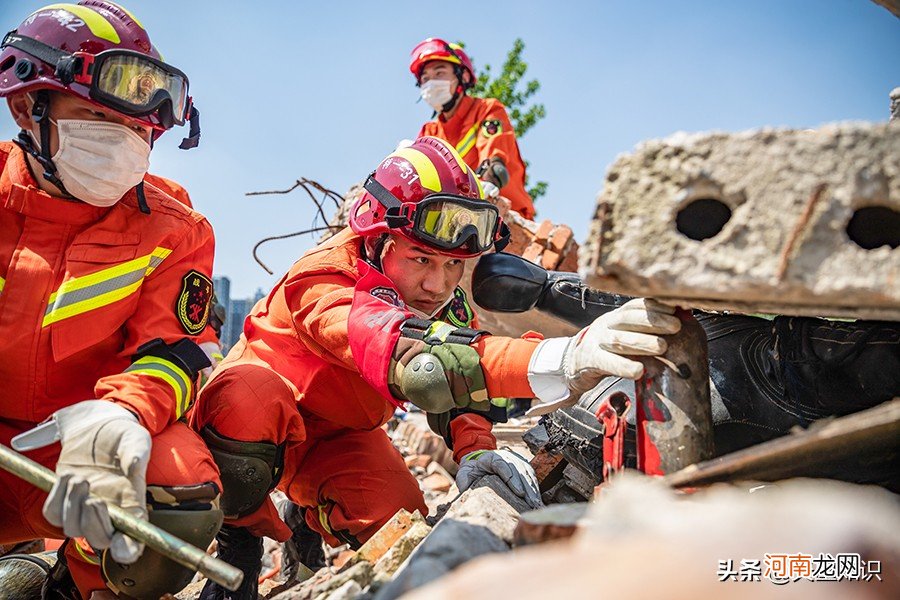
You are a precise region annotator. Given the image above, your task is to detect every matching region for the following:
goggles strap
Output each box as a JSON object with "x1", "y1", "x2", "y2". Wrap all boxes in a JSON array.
[
  {"x1": 178, "y1": 105, "x2": 201, "y2": 150},
  {"x1": 363, "y1": 174, "x2": 410, "y2": 228},
  {"x1": 2, "y1": 32, "x2": 81, "y2": 85},
  {"x1": 494, "y1": 222, "x2": 511, "y2": 252}
]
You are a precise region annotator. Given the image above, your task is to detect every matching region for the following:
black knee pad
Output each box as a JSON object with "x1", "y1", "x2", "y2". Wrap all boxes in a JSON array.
[
  {"x1": 201, "y1": 425, "x2": 284, "y2": 518},
  {"x1": 102, "y1": 507, "x2": 223, "y2": 599},
  {"x1": 0, "y1": 551, "x2": 56, "y2": 600}
]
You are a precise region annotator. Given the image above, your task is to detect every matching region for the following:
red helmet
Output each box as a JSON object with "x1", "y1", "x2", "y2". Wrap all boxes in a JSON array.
[
  {"x1": 350, "y1": 137, "x2": 507, "y2": 258},
  {"x1": 0, "y1": 1, "x2": 192, "y2": 133},
  {"x1": 409, "y1": 38, "x2": 476, "y2": 89}
]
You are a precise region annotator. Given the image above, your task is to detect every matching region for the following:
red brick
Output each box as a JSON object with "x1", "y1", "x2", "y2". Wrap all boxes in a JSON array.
[
  {"x1": 404, "y1": 454, "x2": 433, "y2": 469},
  {"x1": 421, "y1": 473, "x2": 453, "y2": 493},
  {"x1": 534, "y1": 219, "x2": 554, "y2": 244},
  {"x1": 522, "y1": 242, "x2": 545, "y2": 264},
  {"x1": 530, "y1": 449, "x2": 566, "y2": 492},
  {"x1": 541, "y1": 249, "x2": 561, "y2": 270},
  {"x1": 548, "y1": 226, "x2": 574, "y2": 254}
]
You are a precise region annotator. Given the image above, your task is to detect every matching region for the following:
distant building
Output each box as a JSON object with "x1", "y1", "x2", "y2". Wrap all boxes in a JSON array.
[
  {"x1": 220, "y1": 286, "x2": 267, "y2": 353},
  {"x1": 212, "y1": 276, "x2": 231, "y2": 320}
]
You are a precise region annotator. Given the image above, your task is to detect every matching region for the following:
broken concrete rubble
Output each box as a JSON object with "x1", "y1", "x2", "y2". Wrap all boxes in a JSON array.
[
  {"x1": 350, "y1": 509, "x2": 424, "y2": 567},
  {"x1": 371, "y1": 520, "x2": 430, "y2": 581},
  {"x1": 584, "y1": 122, "x2": 900, "y2": 320},
  {"x1": 374, "y1": 485, "x2": 520, "y2": 600},
  {"x1": 513, "y1": 503, "x2": 588, "y2": 546},
  {"x1": 404, "y1": 474, "x2": 900, "y2": 600}
]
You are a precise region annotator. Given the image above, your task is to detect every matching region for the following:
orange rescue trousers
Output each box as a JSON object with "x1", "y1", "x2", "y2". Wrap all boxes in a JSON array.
[
  {"x1": 0, "y1": 419, "x2": 220, "y2": 598},
  {"x1": 189, "y1": 364, "x2": 428, "y2": 549}
]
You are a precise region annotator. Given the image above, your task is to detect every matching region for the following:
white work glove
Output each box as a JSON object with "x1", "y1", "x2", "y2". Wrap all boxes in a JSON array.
[
  {"x1": 456, "y1": 449, "x2": 543, "y2": 509},
  {"x1": 480, "y1": 180, "x2": 500, "y2": 198},
  {"x1": 12, "y1": 400, "x2": 151, "y2": 564},
  {"x1": 526, "y1": 298, "x2": 682, "y2": 416}
]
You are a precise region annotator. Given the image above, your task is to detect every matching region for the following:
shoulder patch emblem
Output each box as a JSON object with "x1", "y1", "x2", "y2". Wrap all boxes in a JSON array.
[
  {"x1": 176, "y1": 270, "x2": 213, "y2": 335},
  {"x1": 444, "y1": 287, "x2": 474, "y2": 328},
  {"x1": 481, "y1": 119, "x2": 502, "y2": 137},
  {"x1": 370, "y1": 286, "x2": 404, "y2": 308}
]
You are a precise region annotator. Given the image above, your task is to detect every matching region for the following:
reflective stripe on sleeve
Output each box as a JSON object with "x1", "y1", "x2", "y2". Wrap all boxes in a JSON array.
[{"x1": 124, "y1": 355, "x2": 192, "y2": 418}]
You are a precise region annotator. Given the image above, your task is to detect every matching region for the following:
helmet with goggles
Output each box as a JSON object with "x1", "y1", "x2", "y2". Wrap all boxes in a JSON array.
[
  {"x1": 409, "y1": 37, "x2": 476, "y2": 89},
  {"x1": 350, "y1": 136, "x2": 509, "y2": 259},
  {"x1": 0, "y1": 1, "x2": 197, "y2": 145}
]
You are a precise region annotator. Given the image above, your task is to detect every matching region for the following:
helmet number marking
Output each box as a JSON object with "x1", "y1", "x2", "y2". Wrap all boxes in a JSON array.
[
  {"x1": 40, "y1": 10, "x2": 86, "y2": 33},
  {"x1": 381, "y1": 158, "x2": 420, "y2": 187}
]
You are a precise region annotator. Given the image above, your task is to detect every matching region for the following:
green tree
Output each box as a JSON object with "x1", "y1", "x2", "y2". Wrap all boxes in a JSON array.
[{"x1": 464, "y1": 38, "x2": 548, "y2": 201}]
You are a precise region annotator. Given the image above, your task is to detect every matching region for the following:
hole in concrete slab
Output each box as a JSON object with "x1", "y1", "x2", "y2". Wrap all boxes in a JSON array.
[
  {"x1": 846, "y1": 206, "x2": 900, "y2": 250},
  {"x1": 675, "y1": 198, "x2": 732, "y2": 241}
]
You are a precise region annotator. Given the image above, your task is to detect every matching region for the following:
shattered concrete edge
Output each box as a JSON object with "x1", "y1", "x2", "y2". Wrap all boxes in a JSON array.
[
  {"x1": 583, "y1": 121, "x2": 900, "y2": 320},
  {"x1": 373, "y1": 485, "x2": 521, "y2": 600}
]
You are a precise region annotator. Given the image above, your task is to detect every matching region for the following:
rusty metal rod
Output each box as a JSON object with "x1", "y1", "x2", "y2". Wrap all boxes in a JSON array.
[
  {"x1": 663, "y1": 398, "x2": 900, "y2": 488},
  {"x1": 0, "y1": 444, "x2": 243, "y2": 592}
]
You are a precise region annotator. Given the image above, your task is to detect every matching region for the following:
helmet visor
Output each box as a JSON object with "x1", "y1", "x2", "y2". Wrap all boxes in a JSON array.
[
  {"x1": 414, "y1": 196, "x2": 499, "y2": 253},
  {"x1": 91, "y1": 51, "x2": 189, "y2": 126}
]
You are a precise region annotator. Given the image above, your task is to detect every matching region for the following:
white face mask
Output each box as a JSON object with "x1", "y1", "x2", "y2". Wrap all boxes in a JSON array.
[
  {"x1": 420, "y1": 79, "x2": 454, "y2": 112},
  {"x1": 32, "y1": 118, "x2": 151, "y2": 207}
]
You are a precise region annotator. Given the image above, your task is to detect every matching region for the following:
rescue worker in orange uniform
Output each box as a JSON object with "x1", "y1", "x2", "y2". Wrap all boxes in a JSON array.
[
  {"x1": 412, "y1": 38, "x2": 536, "y2": 220},
  {"x1": 0, "y1": 3, "x2": 222, "y2": 598},
  {"x1": 191, "y1": 136, "x2": 680, "y2": 599}
]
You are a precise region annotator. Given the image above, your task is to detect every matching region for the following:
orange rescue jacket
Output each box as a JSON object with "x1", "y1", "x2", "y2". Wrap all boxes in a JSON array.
[
  {"x1": 0, "y1": 142, "x2": 217, "y2": 434},
  {"x1": 220, "y1": 228, "x2": 540, "y2": 461},
  {"x1": 419, "y1": 95, "x2": 535, "y2": 219},
  {"x1": 144, "y1": 173, "x2": 193, "y2": 208}
]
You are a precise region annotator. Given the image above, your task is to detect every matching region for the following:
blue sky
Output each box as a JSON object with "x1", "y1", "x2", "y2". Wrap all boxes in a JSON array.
[{"x1": 1, "y1": 1, "x2": 898, "y2": 297}]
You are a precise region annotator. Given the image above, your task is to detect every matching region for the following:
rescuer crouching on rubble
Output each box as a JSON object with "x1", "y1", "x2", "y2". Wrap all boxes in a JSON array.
[
  {"x1": 0, "y1": 2, "x2": 222, "y2": 598},
  {"x1": 190, "y1": 136, "x2": 681, "y2": 599}
]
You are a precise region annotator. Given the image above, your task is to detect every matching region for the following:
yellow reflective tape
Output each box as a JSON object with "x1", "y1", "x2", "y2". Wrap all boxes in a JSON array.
[
  {"x1": 455, "y1": 123, "x2": 479, "y2": 159},
  {"x1": 425, "y1": 321, "x2": 456, "y2": 342},
  {"x1": 471, "y1": 170, "x2": 486, "y2": 199},
  {"x1": 144, "y1": 247, "x2": 172, "y2": 276},
  {"x1": 0, "y1": 276, "x2": 5, "y2": 294},
  {"x1": 126, "y1": 356, "x2": 191, "y2": 418},
  {"x1": 43, "y1": 279, "x2": 142, "y2": 327},
  {"x1": 48, "y1": 247, "x2": 171, "y2": 304},
  {"x1": 72, "y1": 538, "x2": 101, "y2": 565},
  {"x1": 41, "y1": 4, "x2": 121, "y2": 44},
  {"x1": 317, "y1": 504, "x2": 333, "y2": 534},
  {"x1": 388, "y1": 147, "x2": 442, "y2": 192}
]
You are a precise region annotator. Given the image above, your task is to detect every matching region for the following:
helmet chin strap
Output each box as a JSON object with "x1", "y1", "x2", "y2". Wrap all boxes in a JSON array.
[
  {"x1": 439, "y1": 67, "x2": 466, "y2": 115},
  {"x1": 12, "y1": 90, "x2": 70, "y2": 196},
  {"x1": 440, "y1": 88, "x2": 461, "y2": 115}
]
